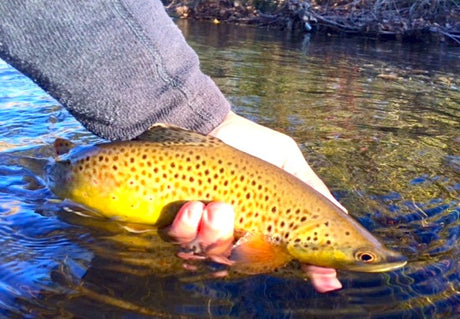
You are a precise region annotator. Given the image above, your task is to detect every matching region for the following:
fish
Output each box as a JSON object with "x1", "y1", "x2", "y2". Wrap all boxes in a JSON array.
[{"x1": 46, "y1": 125, "x2": 407, "y2": 273}]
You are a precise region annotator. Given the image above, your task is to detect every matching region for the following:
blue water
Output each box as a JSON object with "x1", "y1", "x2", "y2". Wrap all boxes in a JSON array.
[{"x1": 0, "y1": 21, "x2": 459, "y2": 318}]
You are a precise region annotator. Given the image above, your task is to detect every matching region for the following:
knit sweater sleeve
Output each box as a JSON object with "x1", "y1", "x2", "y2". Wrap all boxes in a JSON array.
[{"x1": 0, "y1": 0, "x2": 231, "y2": 140}]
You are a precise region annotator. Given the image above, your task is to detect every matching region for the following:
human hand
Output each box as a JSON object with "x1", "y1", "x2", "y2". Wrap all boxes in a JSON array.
[{"x1": 168, "y1": 111, "x2": 343, "y2": 292}]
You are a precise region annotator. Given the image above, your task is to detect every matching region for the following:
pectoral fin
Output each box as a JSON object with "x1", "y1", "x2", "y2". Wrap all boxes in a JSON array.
[{"x1": 230, "y1": 233, "x2": 292, "y2": 274}]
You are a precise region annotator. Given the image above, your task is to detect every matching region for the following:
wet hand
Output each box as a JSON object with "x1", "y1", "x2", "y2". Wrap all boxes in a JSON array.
[
  {"x1": 167, "y1": 201, "x2": 235, "y2": 263},
  {"x1": 169, "y1": 111, "x2": 344, "y2": 292},
  {"x1": 168, "y1": 201, "x2": 342, "y2": 292}
]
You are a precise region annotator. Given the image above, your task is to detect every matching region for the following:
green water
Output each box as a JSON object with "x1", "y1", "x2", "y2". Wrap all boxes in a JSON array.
[{"x1": 0, "y1": 20, "x2": 458, "y2": 318}]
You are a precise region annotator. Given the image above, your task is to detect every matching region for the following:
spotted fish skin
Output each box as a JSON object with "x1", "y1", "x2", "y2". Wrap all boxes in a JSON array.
[{"x1": 46, "y1": 126, "x2": 407, "y2": 272}]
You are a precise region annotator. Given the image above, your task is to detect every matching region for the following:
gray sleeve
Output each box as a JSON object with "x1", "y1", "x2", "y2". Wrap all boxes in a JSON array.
[{"x1": 0, "y1": 0, "x2": 231, "y2": 140}]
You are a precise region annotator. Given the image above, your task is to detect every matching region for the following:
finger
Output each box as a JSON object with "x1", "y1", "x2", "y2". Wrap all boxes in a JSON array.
[
  {"x1": 196, "y1": 202, "x2": 235, "y2": 256},
  {"x1": 167, "y1": 201, "x2": 205, "y2": 243},
  {"x1": 301, "y1": 264, "x2": 343, "y2": 293}
]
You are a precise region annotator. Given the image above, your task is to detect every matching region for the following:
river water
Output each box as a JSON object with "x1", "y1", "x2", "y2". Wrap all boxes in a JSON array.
[{"x1": 0, "y1": 20, "x2": 458, "y2": 318}]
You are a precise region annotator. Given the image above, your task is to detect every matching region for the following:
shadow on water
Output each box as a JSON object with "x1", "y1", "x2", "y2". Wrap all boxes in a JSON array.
[{"x1": 0, "y1": 20, "x2": 459, "y2": 318}]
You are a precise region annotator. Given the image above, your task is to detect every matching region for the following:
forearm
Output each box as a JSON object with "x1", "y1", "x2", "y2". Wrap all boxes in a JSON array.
[{"x1": 0, "y1": 0, "x2": 230, "y2": 140}]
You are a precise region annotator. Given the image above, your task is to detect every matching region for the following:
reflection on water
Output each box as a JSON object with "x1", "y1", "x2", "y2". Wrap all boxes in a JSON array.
[{"x1": 0, "y1": 20, "x2": 459, "y2": 318}]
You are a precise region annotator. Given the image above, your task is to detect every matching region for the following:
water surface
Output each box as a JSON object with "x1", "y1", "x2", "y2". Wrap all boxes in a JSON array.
[{"x1": 0, "y1": 21, "x2": 459, "y2": 318}]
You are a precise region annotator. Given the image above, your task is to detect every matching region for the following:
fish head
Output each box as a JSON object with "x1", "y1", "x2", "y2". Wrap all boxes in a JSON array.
[{"x1": 286, "y1": 215, "x2": 407, "y2": 272}]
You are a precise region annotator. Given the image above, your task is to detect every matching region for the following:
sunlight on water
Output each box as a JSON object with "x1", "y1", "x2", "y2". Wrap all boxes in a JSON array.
[{"x1": 0, "y1": 21, "x2": 459, "y2": 318}]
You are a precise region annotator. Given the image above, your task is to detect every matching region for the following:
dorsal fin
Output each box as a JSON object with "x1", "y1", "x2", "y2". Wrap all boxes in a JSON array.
[
  {"x1": 53, "y1": 138, "x2": 75, "y2": 156},
  {"x1": 135, "y1": 124, "x2": 223, "y2": 146}
]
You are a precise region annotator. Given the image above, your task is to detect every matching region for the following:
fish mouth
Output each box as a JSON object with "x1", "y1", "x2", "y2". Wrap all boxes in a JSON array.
[{"x1": 344, "y1": 254, "x2": 408, "y2": 273}]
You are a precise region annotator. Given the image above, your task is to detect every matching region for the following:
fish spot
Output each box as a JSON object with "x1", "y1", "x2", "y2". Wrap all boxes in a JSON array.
[
  {"x1": 265, "y1": 195, "x2": 270, "y2": 201},
  {"x1": 112, "y1": 165, "x2": 118, "y2": 170},
  {"x1": 295, "y1": 209, "x2": 301, "y2": 215},
  {"x1": 189, "y1": 176, "x2": 195, "y2": 182},
  {"x1": 98, "y1": 156, "x2": 103, "y2": 162},
  {"x1": 246, "y1": 193, "x2": 251, "y2": 199},
  {"x1": 170, "y1": 162, "x2": 176, "y2": 168},
  {"x1": 130, "y1": 167, "x2": 136, "y2": 172},
  {"x1": 280, "y1": 221, "x2": 285, "y2": 228},
  {"x1": 267, "y1": 225, "x2": 272, "y2": 232},
  {"x1": 195, "y1": 164, "x2": 201, "y2": 169},
  {"x1": 300, "y1": 216, "x2": 307, "y2": 222},
  {"x1": 239, "y1": 217, "x2": 244, "y2": 223},
  {"x1": 345, "y1": 231, "x2": 350, "y2": 236},
  {"x1": 324, "y1": 221, "x2": 329, "y2": 227},
  {"x1": 219, "y1": 168, "x2": 225, "y2": 174},
  {"x1": 284, "y1": 232, "x2": 290, "y2": 239},
  {"x1": 271, "y1": 206, "x2": 277, "y2": 213},
  {"x1": 326, "y1": 240, "x2": 331, "y2": 245}
]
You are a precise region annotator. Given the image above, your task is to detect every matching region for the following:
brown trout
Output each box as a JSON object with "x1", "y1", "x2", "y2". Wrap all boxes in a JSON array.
[{"x1": 46, "y1": 125, "x2": 407, "y2": 273}]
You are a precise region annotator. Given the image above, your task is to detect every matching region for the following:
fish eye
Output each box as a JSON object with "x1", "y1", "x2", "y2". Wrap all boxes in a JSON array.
[{"x1": 355, "y1": 251, "x2": 377, "y2": 263}]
